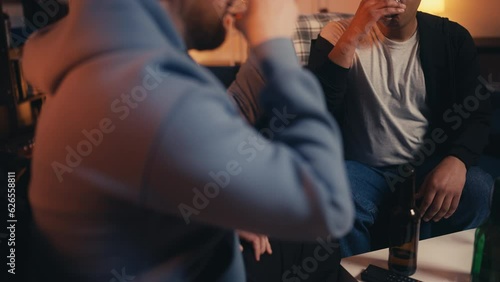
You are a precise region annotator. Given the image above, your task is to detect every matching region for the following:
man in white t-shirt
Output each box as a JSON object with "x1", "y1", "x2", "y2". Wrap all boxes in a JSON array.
[{"x1": 308, "y1": 0, "x2": 493, "y2": 256}]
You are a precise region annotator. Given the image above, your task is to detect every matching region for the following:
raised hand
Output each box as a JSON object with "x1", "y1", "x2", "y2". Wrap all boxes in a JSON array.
[
  {"x1": 349, "y1": 0, "x2": 406, "y2": 37},
  {"x1": 323, "y1": 0, "x2": 406, "y2": 68},
  {"x1": 233, "y1": 0, "x2": 298, "y2": 48},
  {"x1": 237, "y1": 230, "x2": 273, "y2": 261}
]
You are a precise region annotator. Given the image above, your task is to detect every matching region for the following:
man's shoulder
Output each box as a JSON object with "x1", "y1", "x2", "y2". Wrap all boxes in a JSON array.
[
  {"x1": 417, "y1": 12, "x2": 472, "y2": 38},
  {"x1": 320, "y1": 17, "x2": 353, "y2": 45},
  {"x1": 324, "y1": 17, "x2": 354, "y2": 32}
]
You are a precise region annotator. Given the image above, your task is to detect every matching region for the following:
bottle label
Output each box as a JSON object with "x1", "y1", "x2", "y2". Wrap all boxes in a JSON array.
[{"x1": 389, "y1": 220, "x2": 419, "y2": 246}]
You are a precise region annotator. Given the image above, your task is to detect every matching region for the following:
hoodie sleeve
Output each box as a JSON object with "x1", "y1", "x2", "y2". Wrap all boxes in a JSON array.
[
  {"x1": 227, "y1": 53, "x2": 265, "y2": 125},
  {"x1": 145, "y1": 39, "x2": 354, "y2": 240}
]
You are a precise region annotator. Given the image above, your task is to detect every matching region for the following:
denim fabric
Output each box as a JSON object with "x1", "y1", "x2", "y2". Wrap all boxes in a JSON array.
[{"x1": 340, "y1": 159, "x2": 494, "y2": 258}]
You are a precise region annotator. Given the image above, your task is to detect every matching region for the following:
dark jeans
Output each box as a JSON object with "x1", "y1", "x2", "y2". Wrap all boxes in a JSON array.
[
  {"x1": 243, "y1": 239, "x2": 341, "y2": 282},
  {"x1": 340, "y1": 158, "x2": 494, "y2": 258}
]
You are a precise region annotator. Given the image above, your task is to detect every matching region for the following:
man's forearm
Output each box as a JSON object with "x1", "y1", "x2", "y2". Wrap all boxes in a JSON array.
[{"x1": 327, "y1": 29, "x2": 361, "y2": 69}]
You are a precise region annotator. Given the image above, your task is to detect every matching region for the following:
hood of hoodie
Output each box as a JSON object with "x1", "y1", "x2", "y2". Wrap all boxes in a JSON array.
[{"x1": 22, "y1": 0, "x2": 186, "y2": 95}]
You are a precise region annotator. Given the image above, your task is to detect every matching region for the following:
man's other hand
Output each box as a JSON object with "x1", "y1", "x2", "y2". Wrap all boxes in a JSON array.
[
  {"x1": 417, "y1": 156, "x2": 467, "y2": 222},
  {"x1": 237, "y1": 230, "x2": 273, "y2": 261}
]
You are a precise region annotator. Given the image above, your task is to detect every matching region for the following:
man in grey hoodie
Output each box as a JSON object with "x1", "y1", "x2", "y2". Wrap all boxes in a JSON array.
[{"x1": 25, "y1": 0, "x2": 354, "y2": 281}]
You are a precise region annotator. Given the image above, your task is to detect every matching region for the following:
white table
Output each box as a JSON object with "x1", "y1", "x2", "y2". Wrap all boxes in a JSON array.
[{"x1": 341, "y1": 229, "x2": 476, "y2": 282}]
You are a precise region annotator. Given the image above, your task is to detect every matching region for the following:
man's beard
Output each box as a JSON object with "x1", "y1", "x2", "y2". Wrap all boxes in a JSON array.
[{"x1": 187, "y1": 22, "x2": 227, "y2": 51}]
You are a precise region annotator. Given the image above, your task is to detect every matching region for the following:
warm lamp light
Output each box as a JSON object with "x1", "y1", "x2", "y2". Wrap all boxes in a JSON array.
[{"x1": 419, "y1": 0, "x2": 445, "y2": 14}]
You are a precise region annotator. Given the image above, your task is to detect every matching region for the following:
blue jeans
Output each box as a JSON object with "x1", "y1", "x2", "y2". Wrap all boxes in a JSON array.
[{"x1": 340, "y1": 159, "x2": 494, "y2": 258}]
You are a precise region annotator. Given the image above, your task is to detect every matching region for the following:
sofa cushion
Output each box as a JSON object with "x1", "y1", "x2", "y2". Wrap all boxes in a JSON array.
[{"x1": 293, "y1": 12, "x2": 353, "y2": 65}]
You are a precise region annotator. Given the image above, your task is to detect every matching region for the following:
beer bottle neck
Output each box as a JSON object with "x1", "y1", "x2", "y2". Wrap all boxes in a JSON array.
[{"x1": 396, "y1": 171, "x2": 416, "y2": 209}]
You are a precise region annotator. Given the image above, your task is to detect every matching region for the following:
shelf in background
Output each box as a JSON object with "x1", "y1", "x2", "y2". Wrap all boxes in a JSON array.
[
  {"x1": 474, "y1": 37, "x2": 500, "y2": 53},
  {"x1": 474, "y1": 37, "x2": 500, "y2": 95}
]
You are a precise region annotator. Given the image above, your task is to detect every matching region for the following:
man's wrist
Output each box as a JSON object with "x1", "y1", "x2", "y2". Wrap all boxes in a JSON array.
[
  {"x1": 327, "y1": 31, "x2": 359, "y2": 68},
  {"x1": 444, "y1": 155, "x2": 467, "y2": 171},
  {"x1": 343, "y1": 27, "x2": 364, "y2": 46}
]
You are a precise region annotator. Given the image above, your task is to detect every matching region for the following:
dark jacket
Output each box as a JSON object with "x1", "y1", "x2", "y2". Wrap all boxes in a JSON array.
[{"x1": 308, "y1": 12, "x2": 492, "y2": 168}]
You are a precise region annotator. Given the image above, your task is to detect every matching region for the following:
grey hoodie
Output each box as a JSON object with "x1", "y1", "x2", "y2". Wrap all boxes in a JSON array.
[{"x1": 24, "y1": 0, "x2": 353, "y2": 281}]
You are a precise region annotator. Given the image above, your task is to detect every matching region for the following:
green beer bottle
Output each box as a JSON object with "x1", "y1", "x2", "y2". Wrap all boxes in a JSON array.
[{"x1": 471, "y1": 178, "x2": 500, "y2": 282}]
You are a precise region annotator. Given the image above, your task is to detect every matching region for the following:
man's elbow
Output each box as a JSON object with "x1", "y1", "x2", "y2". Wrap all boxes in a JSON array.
[{"x1": 324, "y1": 198, "x2": 355, "y2": 239}]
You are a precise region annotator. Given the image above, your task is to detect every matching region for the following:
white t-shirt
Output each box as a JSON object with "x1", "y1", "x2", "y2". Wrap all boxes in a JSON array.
[{"x1": 320, "y1": 19, "x2": 431, "y2": 166}]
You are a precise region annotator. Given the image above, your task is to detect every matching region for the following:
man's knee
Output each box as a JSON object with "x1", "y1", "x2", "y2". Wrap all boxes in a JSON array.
[
  {"x1": 464, "y1": 167, "x2": 494, "y2": 198},
  {"x1": 461, "y1": 167, "x2": 494, "y2": 213}
]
